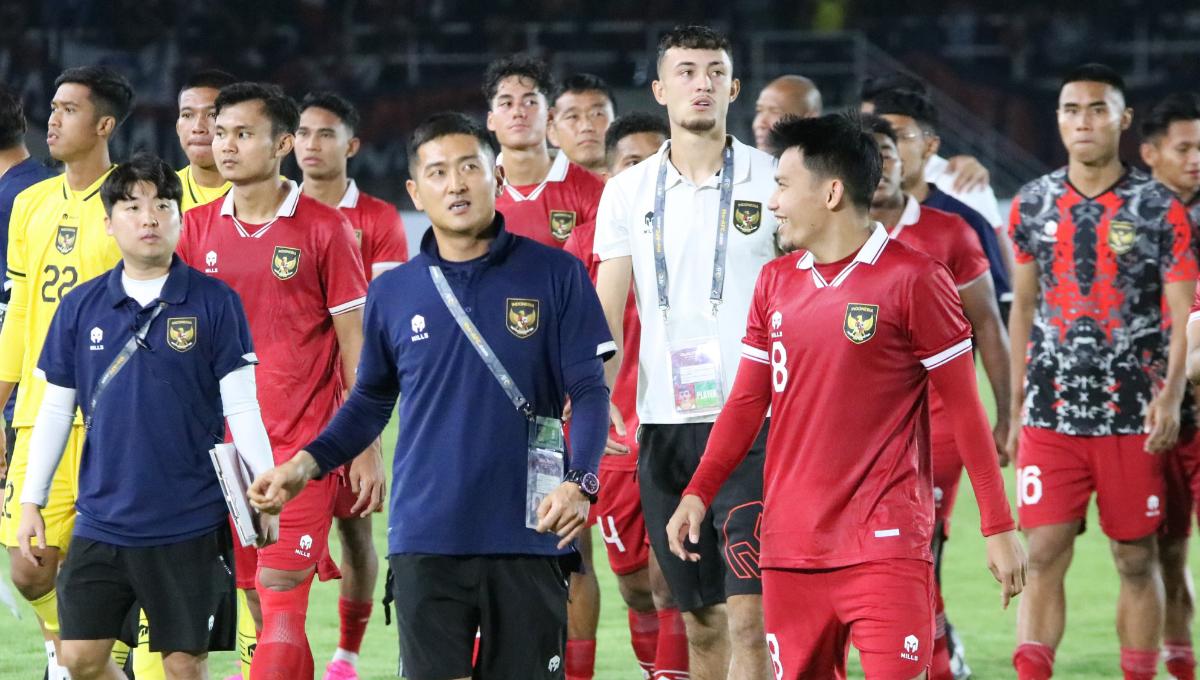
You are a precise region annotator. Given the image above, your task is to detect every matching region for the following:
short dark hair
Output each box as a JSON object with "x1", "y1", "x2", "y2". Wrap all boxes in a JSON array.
[
  {"x1": 0, "y1": 85, "x2": 26, "y2": 150},
  {"x1": 407, "y1": 112, "x2": 497, "y2": 176},
  {"x1": 656, "y1": 25, "x2": 732, "y2": 68},
  {"x1": 1061, "y1": 62, "x2": 1126, "y2": 99},
  {"x1": 605, "y1": 112, "x2": 670, "y2": 160},
  {"x1": 1141, "y1": 92, "x2": 1200, "y2": 142},
  {"x1": 483, "y1": 54, "x2": 556, "y2": 106},
  {"x1": 300, "y1": 91, "x2": 361, "y2": 136},
  {"x1": 870, "y1": 89, "x2": 939, "y2": 132},
  {"x1": 554, "y1": 74, "x2": 616, "y2": 112},
  {"x1": 214, "y1": 82, "x2": 299, "y2": 138},
  {"x1": 768, "y1": 113, "x2": 882, "y2": 212},
  {"x1": 54, "y1": 66, "x2": 135, "y2": 126},
  {"x1": 179, "y1": 69, "x2": 238, "y2": 95},
  {"x1": 861, "y1": 113, "x2": 897, "y2": 145},
  {"x1": 100, "y1": 153, "x2": 183, "y2": 215},
  {"x1": 860, "y1": 72, "x2": 927, "y2": 103}
]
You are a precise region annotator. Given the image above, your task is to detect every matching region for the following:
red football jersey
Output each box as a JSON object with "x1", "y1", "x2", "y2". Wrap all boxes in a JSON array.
[
  {"x1": 496, "y1": 152, "x2": 604, "y2": 248},
  {"x1": 178, "y1": 182, "x2": 368, "y2": 461},
  {"x1": 888, "y1": 197, "x2": 991, "y2": 447},
  {"x1": 335, "y1": 179, "x2": 409, "y2": 280},
  {"x1": 564, "y1": 220, "x2": 641, "y2": 471},
  {"x1": 689, "y1": 227, "x2": 980, "y2": 569}
]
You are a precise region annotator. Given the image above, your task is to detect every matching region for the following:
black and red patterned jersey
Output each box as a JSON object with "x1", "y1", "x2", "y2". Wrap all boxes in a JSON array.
[{"x1": 1010, "y1": 167, "x2": 1197, "y2": 436}]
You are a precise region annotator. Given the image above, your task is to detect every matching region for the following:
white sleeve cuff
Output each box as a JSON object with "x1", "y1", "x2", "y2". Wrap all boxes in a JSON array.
[
  {"x1": 19, "y1": 384, "x2": 77, "y2": 507},
  {"x1": 220, "y1": 365, "x2": 274, "y2": 479},
  {"x1": 1189, "y1": 310, "x2": 1200, "y2": 326},
  {"x1": 741, "y1": 343, "x2": 770, "y2": 365},
  {"x1": 329, "y1": 296, "x2": 367, "y2": 316},
  {"x1": 920, "y1": 338, "x2": 973, "y2": 371}
]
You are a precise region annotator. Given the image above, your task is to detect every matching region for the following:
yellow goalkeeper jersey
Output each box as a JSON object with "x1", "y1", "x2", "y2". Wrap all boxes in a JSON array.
[
  {"x1": 177, "y1": 165, "x2": 230, "y2": 213},
  {"x1": 0, "y1": 167, "x2": 120, "y2": 427}
]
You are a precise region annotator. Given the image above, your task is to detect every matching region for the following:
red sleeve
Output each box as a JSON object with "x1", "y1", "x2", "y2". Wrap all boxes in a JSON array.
[
  {"x1": 579, "y1": 171, "x2": 604, "y2": 225},
  {"x1": 177, "y1": 209, "x2": 198, "y2": 266},
  {"x1": 945, "y1": 214, "x2": 990, "y2": 287},
  {"x1": 1164, "y1": 198, "x2": 1199, "y2": 284},
  {"x1": 563, "y1": 224, "x2": 598, "y2": 280},
  {"x1": 741, "y1": 265, "x2": 773, "y2": 356},
  {"x1": 367, "y1": 205, "x2": 409, "y2": 275},
  {"x1": 927, "y1": 352, "x2": 1017, "y2": 535},
  {"x1": 321, "y1": 211, "x2": 369, "y2": 314},
  {"x1": 682, "y1": 357, "x2": 772, "y2": 506},
  {"x1": 1008, "y1": 196, "x2": 1034, "y2": 265},
  {"x1": 908, "y1": 263, "x2": 972, "y2": 366}
]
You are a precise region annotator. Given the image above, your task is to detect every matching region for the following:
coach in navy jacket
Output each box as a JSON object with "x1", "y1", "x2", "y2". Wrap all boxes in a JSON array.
[{"x1": 249, "y1": 112, "x2": 613, "y2": 680}]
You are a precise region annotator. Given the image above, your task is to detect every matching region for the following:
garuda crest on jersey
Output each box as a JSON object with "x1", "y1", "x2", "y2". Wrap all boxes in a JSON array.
[
  {"x1": 1107, "y1": 220, "x2": 1136, "y2": 255},
  {"x1": 843, "y1": 303, "x2": 878, "y2": 344},
  {"x1": 506, "y1": 298, "x2": 539, "y2": 338},
  {"x1": 550, "y1": 211, "x2": 576, "y2": 241},
  {"x1": 166, "y1": 317, "x2": 197, "y2": 352},
  {"x1": 271, "y1": 246, "x2": 301, "y2": 280},
  {"x1": 733, "y1": 200, "x2": 762, "y2": 235},
  {"x1": 56, "y1": 225, "x2": 77, "y2": 255}
]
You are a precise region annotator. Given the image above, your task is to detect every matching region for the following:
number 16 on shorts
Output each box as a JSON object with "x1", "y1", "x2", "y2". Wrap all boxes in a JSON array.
[{"x1": 1017, "y1": 465, "x2": 1042, "y2": 507}]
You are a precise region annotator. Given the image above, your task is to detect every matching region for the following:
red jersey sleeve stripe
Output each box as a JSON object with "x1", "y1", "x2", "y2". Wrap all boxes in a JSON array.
[
  {"x1": 741, "y1": 343, "x2": 769, "y2": 365},
  {"x1": 920, "y1": 338, "x2": 973, "y2": 370},
  {"x1": 329, "y1": 296, "x2": 366, "y2": 316}
]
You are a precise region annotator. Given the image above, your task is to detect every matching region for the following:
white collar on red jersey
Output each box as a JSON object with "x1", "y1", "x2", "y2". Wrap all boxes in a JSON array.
[
  {"x1": 795, "y1": 223, "x2": 889, "y2": 288},
  {"x1": 220, "y1": 179, "x2": 301, "y2": 219},
  {"x1": 498, "y1": 151, "x2": 570, "y2": 202},
  {"x1": 886, "y1": 194, "x2": 922, "y2": 239},
  {"x1": 337, "y1": 179, "x2": 361, "y2": 209}
]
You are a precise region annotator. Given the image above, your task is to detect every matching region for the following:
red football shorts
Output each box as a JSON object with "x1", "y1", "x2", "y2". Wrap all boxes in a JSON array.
[
  {"x1": 1016, "y1": 427, "x2": 1164, "y2": 541},
  {"x1": 589, "y1": 467, "x2": 650, "y2": 575},
  {"x1": 762, "y1": 559, "x2": 934, "y2": 680},
  {"x1": 931, "y1": 435, "x2": 963, "y2": 535},
  {"x1": 1162, "y1": 429, "x2": 1200, "y2": 539},
  {"x1": 331, "y1": 465, "x2": 386, "y2": 520},
  {"x1": 232, "y1": 473, "x2": 340, "y2": 589}
]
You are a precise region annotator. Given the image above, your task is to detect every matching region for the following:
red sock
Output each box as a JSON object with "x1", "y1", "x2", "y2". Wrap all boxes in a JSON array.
[
  {"x1": 472, "y1": 629, "x2": 480, "y2": 666},
  {"x1": 1121, "y1": 647, "x2": 1158, "y2": 680},
  {"x1": 930, "y1": 633, "x2": 953, "y2": 680},
  {"x1": 654, "y1": 608, "x2": 689, "y2": 679},
  {"x1": 250, "y1": 575, "x2": 314, "y2": 680},
  {"x1": 628, "y1": 609, "x2": 659, "y2": 677},
  {"x1": 336, "y1": 598, "x2": 372, "y2": 655},
  {"x1": 1013, "y1": 642, "x2": 1055, "y2": 680},
  {"x1": 1166, "y1": 640, "x2": 1196, "y2": 680},
  {"x1": 566, "y1": 638, "x2": 596, "y2": 680}
]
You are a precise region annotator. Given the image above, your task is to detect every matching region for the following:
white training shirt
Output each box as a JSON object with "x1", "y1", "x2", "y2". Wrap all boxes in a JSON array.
[
  {"x1": 594, "y1": 135, "x2": 779, "y2": 424},
  {"x1": 924, "y1": 154, "x2": 1003, "y2": 227}
]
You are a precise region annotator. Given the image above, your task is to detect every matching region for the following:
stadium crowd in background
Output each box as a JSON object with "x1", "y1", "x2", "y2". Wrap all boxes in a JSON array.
[{"x1": 2, "y1": 18, "x2": 1200, "y2": 680}]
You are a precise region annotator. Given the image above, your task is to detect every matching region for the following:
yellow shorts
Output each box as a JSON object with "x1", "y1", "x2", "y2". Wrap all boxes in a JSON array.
[{"x1": 1, "y1": 425, "x2": 83, "y2": 550}]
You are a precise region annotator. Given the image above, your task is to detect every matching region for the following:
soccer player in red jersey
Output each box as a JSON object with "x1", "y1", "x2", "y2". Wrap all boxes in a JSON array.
[
  {"x1": 295, "y1": 91, "x2": 403, "y2": 680},
  {"x1": 1141, "y1": 92, "x2": 1200, "y2": 680},
  {"x1": 1008, "y1": 64, "x2": 1198, "y2": 680},
  {"x1": 485, "y1": 55, "x2": 605, "y2": 250},
  {"x1": 864, "y1": 114, "x2": 1010, "y2": 679},
  {"x1": 548, "y1": 74, "x2": 615, "y2": 178},
  {"x1": 666, "y1": 112, "x2": 1026, "y2": 680},
  {"x1": 177, "y1": 82, "x2": 375, "y2": 680},
  {"x1": 565, "y1": 112, "x2": 690, "y2": 680}
]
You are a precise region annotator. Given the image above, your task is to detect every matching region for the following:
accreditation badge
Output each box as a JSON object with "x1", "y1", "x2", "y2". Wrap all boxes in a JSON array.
[
  {"x1": 526, "y1": 416, "x2": 566, "y2": 530},
  {"x1": 667, "y1": 332, "x2": 725, "y2": 417}
]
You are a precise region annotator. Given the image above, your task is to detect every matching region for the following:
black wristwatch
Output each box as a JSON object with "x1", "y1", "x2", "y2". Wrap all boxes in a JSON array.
[{"x1": 564, "y1": 470, "x2": 600, "y2": 503}]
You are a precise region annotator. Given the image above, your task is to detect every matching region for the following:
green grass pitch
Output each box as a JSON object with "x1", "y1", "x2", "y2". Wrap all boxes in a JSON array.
[{"x1": 1, "y1": 380, "x2": 1196, "y2": 678}]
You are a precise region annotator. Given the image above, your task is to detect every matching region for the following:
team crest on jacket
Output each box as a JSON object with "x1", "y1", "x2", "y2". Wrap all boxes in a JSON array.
[
  {"x1": 549, "y1": 211, "x2": 576, "y2": 241},
  {"x1": 271, "y1": 246, "x2": 301, "y2": 280},
  {"x1": 843, "y1": 303, "x2": 878, "y2": 344},
  {"x1": 506, "y1": 298, "x2": 540, "y2": 338},
  {"x1": 1107, "y1": 220, "x2": 1136, "y2": 254},
  {"x1": 733, "y1": 200, "x2": 762, "y2": 235},
  {"x1": 166, "y1": 317, "x2": 197, "y2": 352},
  {"x1": 55, "y1": 225, "x2": 77, "y2": 254}
]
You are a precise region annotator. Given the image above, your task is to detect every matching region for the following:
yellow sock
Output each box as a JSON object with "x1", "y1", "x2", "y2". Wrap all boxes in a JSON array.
[
  {"x1": 111, "y1": 639, "x2": 130, "y2": 668},
  {"x1": 29, "y1": 590, "x2": 59, "y2": 634},
  {"x1": 237, "y1": 589, "x2": 258, "y2": 680},
  {"x1": 133, "y1": 608, "x2": 166, "y2": 680}
]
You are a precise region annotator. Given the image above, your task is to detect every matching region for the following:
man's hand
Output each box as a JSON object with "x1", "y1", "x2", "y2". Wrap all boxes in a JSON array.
[
  {"x1": 992, "y1": 418, "x2": 1011, "y2": 467},
  {"x1": 348, "y1": 439, "x2": 386, "y2": 517},
  {"x1": 946, "y1": 155, "x2": 991, "y2": 193},
  {"x1": 534, "y1": 482, "x2": 591, "y2": 549},
  {"x1": 253, "y1": 512, "x2": 279, "y2": 548},
  {"x1": 985, "y1": 529, "x2": 1028, "y2": 609},
  {"x1": 248, "y1": 452, "x2": 318, "y2": 514},
  {"x1": 1005, "y1": 414, "x2": 1022, "y2": 466},
  {"x1": 16, "y1": 503, "x2": 47, "y2": 567},
  {"x1": 1145, "y1": 387, "x2": 1184, "y2": 453},
  {"x1": 666, "y1": 494, "x2": 707, "y2": 562},
  {"x1": 605, "y1": 402, "x2": 630, "y2": 456},
  {"x1": 0, "y1": 430, "x2": 8, "y2": 483}
]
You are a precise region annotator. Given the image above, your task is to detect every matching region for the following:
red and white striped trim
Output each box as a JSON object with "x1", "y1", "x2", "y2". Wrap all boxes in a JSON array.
[
  {"x1": 328, "y1": 296, "x2": 367, "y2": 316},
  {"x1": 741, "y1": 343, "x2": 770, "y2": 365},
  {"x1": 920, "y1": 338, "x2": 973, "y2": 370}
]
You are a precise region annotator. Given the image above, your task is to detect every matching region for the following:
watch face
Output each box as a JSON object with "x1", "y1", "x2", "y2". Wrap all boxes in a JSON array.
[{"x1": 581, "y1": 473, "x2": 600, "y2": 495}]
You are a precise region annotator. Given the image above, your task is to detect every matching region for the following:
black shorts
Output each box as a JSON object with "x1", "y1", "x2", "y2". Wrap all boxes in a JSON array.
[
  {"x1": 639, "y1": 420, "x2": 767, "y2": 612},
  {"x1": 389, "y1": 554, "x2": 570, "y2": 680},
  {"x1": 58, "y1": 524, "x2": 237, "y2": 654}
]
